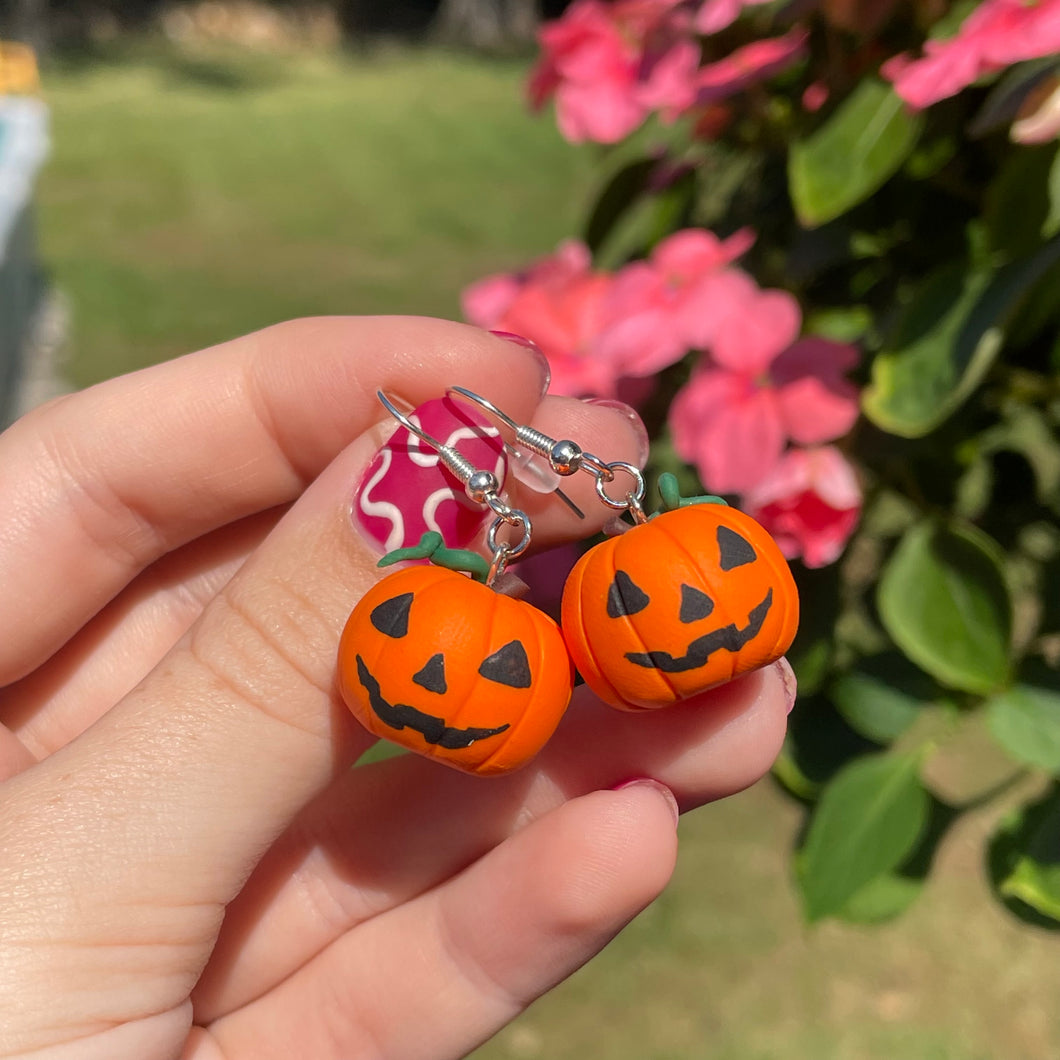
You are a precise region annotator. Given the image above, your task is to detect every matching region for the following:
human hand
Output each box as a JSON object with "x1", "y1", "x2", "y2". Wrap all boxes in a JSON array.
[{"x1": 0, "y1": 318, "x2": 793, "y2": 1059}]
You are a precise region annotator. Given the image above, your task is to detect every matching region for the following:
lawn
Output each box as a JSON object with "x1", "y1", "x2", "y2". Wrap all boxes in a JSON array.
[
  {"x1": 38, "y1": 42, "x2": 595, "y2": 386},
  {"x1": 34, "y1": 42, "x2": 1060, "y2": 1060}
]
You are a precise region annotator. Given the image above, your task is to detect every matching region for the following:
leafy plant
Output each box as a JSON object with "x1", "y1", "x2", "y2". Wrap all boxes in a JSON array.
[{"x1": 462, "y1": 0, "x2": 1060, "y2": 926}]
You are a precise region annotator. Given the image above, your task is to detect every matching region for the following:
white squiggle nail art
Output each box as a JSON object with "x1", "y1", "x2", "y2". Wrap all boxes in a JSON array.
[{"x1": 353, "y1": 396, "x2": 509, "y2": 554}]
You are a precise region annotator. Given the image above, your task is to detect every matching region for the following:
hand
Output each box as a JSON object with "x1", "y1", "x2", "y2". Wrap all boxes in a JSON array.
[{"x1": 0, "y1": 317, "x2": 792, "y2": 1060}]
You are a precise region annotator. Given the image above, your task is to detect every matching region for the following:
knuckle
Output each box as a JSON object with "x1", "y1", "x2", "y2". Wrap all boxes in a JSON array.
[{"x1": 187, "y1": 575, "x2": 339, "y2": 739}]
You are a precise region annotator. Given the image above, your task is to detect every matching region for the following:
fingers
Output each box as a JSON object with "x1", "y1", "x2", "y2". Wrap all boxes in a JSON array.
[
  {"x1": 0, "y1": 317, "x2": 550, "y2": 683},
  {"x1": 1, "y1": 510, "x2": 277, "y2": 758},
  {"x1": 202, "y1": 782, "x2": 679, "y2": 1060},
  {"x1": 0, "y1": 354, "x2": 643, "y2": 1047},
  {"x1": 192, "y1": 661, "x2": 791, "y2": 1021}
]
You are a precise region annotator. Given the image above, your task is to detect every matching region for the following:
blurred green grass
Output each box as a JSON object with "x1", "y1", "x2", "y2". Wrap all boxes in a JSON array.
[
  {"x1": 37, "y1": 43, "x2": 594, "y2": 386},
  {"x1": 33, "y1": 43, "x2": 1060, "y2": 1060}
]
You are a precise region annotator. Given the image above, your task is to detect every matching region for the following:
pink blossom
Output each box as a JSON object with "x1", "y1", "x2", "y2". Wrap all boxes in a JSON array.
[
  {"x1": 694, "y1": 0, "x2": 773, "y2": 35},
  {"x1": 744, "y1": 446, "x2": 862, "y2": 568},
  {"x1": 802, "y1": 80, "x2": 829, "y2": 112},
  {"x1": 528, "y1": 0, "x2": 695, "y2": 143},
  {"x1": 491, "y1": 269, "x2": 620, "y2": 397},
  {"x1": 883, "y1": 0, "x2": 1060, "y2": 110},
  {"x1": 594, "y1": 227, "x2": 755, "y2": 375},
  {"x1": 462, "y1": 240, "x2": 592, "y2": 330},
  {"x1": 669, "y1": 291, "x2": 859, "y2": 494},
  {"x1": 696, "y1": 28, "x2": 809, "y2": 104}
]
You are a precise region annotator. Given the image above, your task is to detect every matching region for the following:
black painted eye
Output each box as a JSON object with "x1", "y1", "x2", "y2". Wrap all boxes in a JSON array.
[
  {"x1": 679, "y1": 584, "x2": 715, "y2": 623},
  {"x1": 479, "y1": 640, "x2": 532, "y2": 688},
  {"x1": 370, "y1": 592, "x2": 414, "y2": 638},
  {"x1": 413, "y1": 653, "x2": 447, "y2": 694},
  {"x1": 607, "y1": 570, "x2": 650, "y2": 618},
  {"x1": 717, "y1": 526, "x2": 756, "y2": 570}
]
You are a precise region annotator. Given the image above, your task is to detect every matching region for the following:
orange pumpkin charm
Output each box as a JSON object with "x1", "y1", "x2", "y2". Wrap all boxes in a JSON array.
[
  {"x1": 560, "y1": 501, "x2": 799, "y2": 711},
  {"x1": 339, "y1": 563, "x2": 574, "y2": 776}
]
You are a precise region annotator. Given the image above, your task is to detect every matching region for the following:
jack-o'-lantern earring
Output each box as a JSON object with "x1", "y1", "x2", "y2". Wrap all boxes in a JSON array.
[
  {"x1": 337, "y1": 391, "x2": 574, "y2": 776},
  {"x1": 448, "y1": 387, "x2": 800, "y2": 712}
]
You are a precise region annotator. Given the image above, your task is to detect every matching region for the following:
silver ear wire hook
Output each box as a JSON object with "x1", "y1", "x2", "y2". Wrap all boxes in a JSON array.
[
  {"x1": 376, "y1": 391, "x2": 531, "y2": 581},
  {"x1": 448, "y1": 386, "x2": 648, "y2": 523}
]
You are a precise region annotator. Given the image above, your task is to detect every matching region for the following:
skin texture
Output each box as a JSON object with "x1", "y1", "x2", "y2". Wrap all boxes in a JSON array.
[{"x1": 0, "y1": 317, "x2": 793, "y2": 1060}]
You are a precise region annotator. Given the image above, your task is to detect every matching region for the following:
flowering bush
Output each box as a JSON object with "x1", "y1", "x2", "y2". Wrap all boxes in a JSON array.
[{"x1": 464, "y1": 0, "x2": 1060, "y2": 925}]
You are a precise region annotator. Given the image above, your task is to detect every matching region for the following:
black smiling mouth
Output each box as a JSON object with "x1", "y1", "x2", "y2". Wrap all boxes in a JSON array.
[
  {"x1": 624, "y1": 589, "x2": 773, "y2": 674},
  {"x1": 355, "y1": 655, "x2": 510, "y2": 750}
]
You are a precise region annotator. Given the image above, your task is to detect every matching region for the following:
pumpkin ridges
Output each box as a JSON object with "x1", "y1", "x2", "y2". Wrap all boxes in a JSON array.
[
  {"x1": 608, "y1": 533, "x2": 679, "y2": 709},
  {"x1": 558, "y1": 501, "x2": 799, "y2": 710},
  {"x1": 561, "y1": 547, "x2": 624, "y2": 709},
  {"x1": 476, "y1": 606, "x2": 560, "y2": 776}
]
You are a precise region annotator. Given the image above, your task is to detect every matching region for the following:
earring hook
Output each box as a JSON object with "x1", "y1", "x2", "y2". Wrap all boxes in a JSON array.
[
  {"x1": 376, "y1": 390, "x2": 531, "y2": 581},
  {"x1": 447, "y1": 386, "x2": 647, "y2": 522}
]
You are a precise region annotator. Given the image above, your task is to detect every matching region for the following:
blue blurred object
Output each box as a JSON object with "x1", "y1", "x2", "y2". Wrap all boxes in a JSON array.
[{"x1": 0, "y1": 94, "x2": 48, "y2": 427}]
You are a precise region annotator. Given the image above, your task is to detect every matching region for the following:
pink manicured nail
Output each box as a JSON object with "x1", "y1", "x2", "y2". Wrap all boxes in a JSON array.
[
  {"x1": 775, "y1": 657, "x2": 798, "y2": 715},
  {"x1": 612, "y1": 778, "x2": 680, "y2": 827},
  {"x1": 489, "y1": 330, "x2": 551, "y2": 395},
  {"x1": 353, "y1": 396, "x2": 508, "y2": 554},
  {"x1": 586, "y1": 398, "x2": 650, "y2": 466}
]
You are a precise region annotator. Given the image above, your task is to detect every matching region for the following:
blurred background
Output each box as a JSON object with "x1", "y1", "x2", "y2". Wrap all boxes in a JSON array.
[{"x1": 1, "y1": 1, "x2": 1058, "y2": 1056}]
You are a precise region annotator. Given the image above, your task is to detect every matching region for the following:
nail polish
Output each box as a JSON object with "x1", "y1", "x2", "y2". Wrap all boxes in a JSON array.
[
  {"x1": 353, "y1": 396, "x2": 508, "y2": 554},
  {"x1": 489, "y1": 330, "x2": 551, "y2": 396}
]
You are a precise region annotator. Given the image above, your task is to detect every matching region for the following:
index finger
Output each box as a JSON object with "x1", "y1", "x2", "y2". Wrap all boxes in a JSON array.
[{"x1": 0, "y1": 317, "x2": 549, "y2": 684}]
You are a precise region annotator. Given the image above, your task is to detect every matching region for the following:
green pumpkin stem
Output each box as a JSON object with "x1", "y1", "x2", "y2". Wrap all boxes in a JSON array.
[
  {"x1": 655, "y1": 472, "x2": 728, "y2": 513},
  {"x1": 378, "y1": 531, "x2": 491, "y2": 583}
]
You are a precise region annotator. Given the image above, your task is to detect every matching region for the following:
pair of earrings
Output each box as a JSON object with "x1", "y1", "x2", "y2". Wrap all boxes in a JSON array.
[{"x1": 338, "y1": 388, "x2": 799, "y2": 777}]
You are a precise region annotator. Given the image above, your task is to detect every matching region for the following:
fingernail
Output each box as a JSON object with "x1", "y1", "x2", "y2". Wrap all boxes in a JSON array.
[
  {"x1": 353, "y1": 395, "x2": 508, "y2": 554},
  {"x1": 775, "y1": 657, "x2": 798, "y2": 715},
  {"x1": 489, "y1": 330, "x2": 551, "y2": 396},
  {"x1": 586, "y1": 398, "x2": 650, "y2": 466},
  {"x1": 612, "y1": 777, "x2": 680, "y2": 827}
]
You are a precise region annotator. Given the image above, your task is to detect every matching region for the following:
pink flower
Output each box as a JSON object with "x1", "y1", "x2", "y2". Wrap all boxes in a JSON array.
[
  {"x1": 493, "y1": 270, "x2": 620, "y2": 398},
  {"x1": 744, "y1": 446, "x2": 862, "y2": 568},
  {"x1": 462, "y1": 240, "x2": 592, "y2": 330},
  {"x1": 595, "y1": 227, "x2": 755, "y2": 375},
  {"x1": 669, "y1": 284, "x2": 860, "y2": 494},
  {"x1": 694, "y1": 0, "x2": 773, "y2": 35},
  {"x1": 883, "y1": 0, "x2": 1060, "y2": 110},
  {"x1": 695, "y1": 28, "x2": 809, "y2": 104},
  {"x1": 528, "y1": 0, "x2": 695, "y2": 143}
]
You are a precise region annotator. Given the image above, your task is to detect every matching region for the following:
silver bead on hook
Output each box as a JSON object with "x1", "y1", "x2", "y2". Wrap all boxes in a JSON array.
[{"x1": 447, "y1": 385, "x2": 647, "y2": 523}]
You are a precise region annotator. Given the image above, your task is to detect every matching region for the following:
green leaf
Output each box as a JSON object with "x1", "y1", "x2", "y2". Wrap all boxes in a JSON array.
[
  {"x1": 984, "y1": 144, "x2": 1058, "y2": 259},
  {"x1": 863, "y1": 239, "x2": 1060, "y2": 437},
  {"x1": 988, "y1": 783, "x2": 1060, "y2": 927},
  {"x1": 788, "y1": 79, "x2": 922, "y2": 228},
  {"x1": 836, "y1": 871, "x2": 924, "y2": 923},
  {"x1": 584, "y1": 156, "x2": 658, "y2": 255},
  {"x1": 835, "y1": 793, "x2": 958, "y2": 923},
  {"x1": 797, "y1": 750, "x2": 930, "y2": 922},
  {"x1": 877, "y1": 520, "x2": 1013, "y2": 694},
  {"x1": 830, "y1": 652, "x2": 935, "y2": 744},
  {"x1": 987, "y1": 683, "x2": 1060, "y2": 773},
  {"x1": 977, "y1": 406, "x2": 1060, "y2": 506},
  {"x1": 1047, "y1": 148, "x2": 1060, "y2": 239}
]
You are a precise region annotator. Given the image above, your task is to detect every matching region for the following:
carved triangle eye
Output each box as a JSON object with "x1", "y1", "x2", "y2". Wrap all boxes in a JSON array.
[
  {"x1": 478, "y1": 640, "x2": 532, "y2": 688},
  {"x1": 413, "y1": 653, "x2": 447, "y2": 694},
  {"x1": 370, "y1": 592, "x2": 414, "y2": 638},
  {"x1": 717, "y1": 525, "x2": 757, "y2": 570},
  {"x1": 607, "y1": 570, "x2": 650, "y2": 618},
  {"x1": 679, "y1": 584, "x2": 715, "y2": 623}
]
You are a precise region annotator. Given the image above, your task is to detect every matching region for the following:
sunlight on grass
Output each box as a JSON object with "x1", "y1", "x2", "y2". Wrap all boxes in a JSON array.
[{"x1": 36, "y1": 45, "x2": 595, "y2": 385}]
